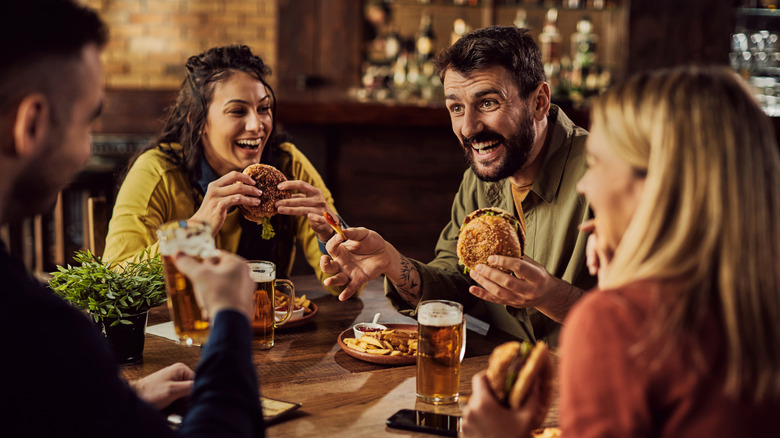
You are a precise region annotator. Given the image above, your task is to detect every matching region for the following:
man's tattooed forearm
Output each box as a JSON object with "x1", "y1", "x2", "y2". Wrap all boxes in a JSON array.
[{"x1": 396, "y1": 255, "x2": 421, "y2": 304}]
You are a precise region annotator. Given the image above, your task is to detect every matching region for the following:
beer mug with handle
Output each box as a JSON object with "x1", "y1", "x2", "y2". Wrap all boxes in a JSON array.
[
  {"x1": 248, "y1": 260, "x2": 295, "y2": 349},
  {"x1": 416, "y1": 300, "x2": 466, "y2": 404},
  {"x1": 157, "y1": 220, "x2": 218, "y2": 346}
]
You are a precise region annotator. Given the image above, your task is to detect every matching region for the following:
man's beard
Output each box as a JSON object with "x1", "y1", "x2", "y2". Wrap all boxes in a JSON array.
[{"x1": 462, "y1": 114, "x2": 536, "y2": 182}]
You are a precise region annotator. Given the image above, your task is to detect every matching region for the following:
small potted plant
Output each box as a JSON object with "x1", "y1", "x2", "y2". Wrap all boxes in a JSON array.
[{"x1": 48, "y1": 249, "x2": 167, "y2": 364}]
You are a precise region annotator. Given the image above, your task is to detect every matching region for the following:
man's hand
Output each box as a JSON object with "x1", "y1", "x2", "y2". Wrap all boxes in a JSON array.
[
  {"x1": 320, "y1": 227, "x2": 395, "y2": 301},
  {"x1": 172, "y1": 251, "x2": 255, "y2": 321},
  {"x1": 130, "y1": 363, "x2": 194, "y2": 410},
  {"x1": 461, "y1": 371, "x2": 537, "y2": 438},
  {"x1": 466, "y1": 254, "x2": 582, "y2": 323}
]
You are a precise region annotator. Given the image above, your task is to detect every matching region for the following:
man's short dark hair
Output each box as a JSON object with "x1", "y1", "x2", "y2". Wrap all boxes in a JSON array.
[
  {"x1": 433, "y1": 26, "x2": 545, "y2": 99},
  {"x1": 0, "y1": 0, "x2": 107, "y2": 126}
]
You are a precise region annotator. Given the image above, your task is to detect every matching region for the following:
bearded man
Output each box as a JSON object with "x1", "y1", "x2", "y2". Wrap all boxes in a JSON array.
[{"x1": 318, "y1": 26, "x2": 594, "y2": 346}]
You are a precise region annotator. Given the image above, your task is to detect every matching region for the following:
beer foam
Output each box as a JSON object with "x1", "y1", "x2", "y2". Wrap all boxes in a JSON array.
[
  {"x1": 249, "y1": 270, "x2": 274, "y2": 283},
  {"x1": 418, "y1": 302, "x2": 462, "y2": 327}
]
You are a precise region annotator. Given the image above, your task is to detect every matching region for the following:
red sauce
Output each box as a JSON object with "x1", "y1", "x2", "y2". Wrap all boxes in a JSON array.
[{"x1": 355, "y1": 326, "x2": 383, "y2": 333}]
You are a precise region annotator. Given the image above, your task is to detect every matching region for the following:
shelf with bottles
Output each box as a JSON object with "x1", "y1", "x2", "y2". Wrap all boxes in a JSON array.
[
  {"x1": 496, "y1": 1, "x2": 625, "y2": 104},
  {"x1": 359, "y1": 0, "x2": 626, "y2": 105},
  {"x1": 733, "y1": 4, "x2": 780, "y2": 115},
  {"x1": 360, "y1": 1, "x2": 488, "y2": 103}
]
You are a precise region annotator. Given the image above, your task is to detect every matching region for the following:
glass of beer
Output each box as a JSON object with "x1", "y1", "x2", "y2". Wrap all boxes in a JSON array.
[
  {"x1": 248, "y1": 261, "x2": 295, "y2": 349},
  {"x1": 416, "y1": 300, "x2": 466, "y2": 404},
  {"x1": 157, "y1": 220, "x2": 217, "y2": 346}
]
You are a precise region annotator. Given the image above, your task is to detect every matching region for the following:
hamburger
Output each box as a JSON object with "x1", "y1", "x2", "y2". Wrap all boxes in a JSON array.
[
  {"x1": 239, "y1": 163, "x2": 292, "y2": 239},
  {"x1": 486, "y1": 341, "x2": 553, "y2": 428},
  {"x1": 456, "y1": 208, "x2": 525, "y2": 274}
]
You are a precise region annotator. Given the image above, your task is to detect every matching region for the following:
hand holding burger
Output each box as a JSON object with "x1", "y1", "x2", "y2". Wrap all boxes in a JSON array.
[
  {"x1": 485, "y1": 341, "x2": 553, "y2": 428},
  {"x1": 457, "y1": 208, "x2": 525, "y2": 274},
  {"x1": 462, "y1": 341, "x2": 553, "y2": 438},
  {"x1": 239, "y1": 163, "x2": 292, "y2": 239}
]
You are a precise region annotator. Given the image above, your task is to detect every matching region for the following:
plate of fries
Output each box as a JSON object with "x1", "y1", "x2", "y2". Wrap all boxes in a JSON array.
[
  {"x1": 274, "y1": 290, "x2": 318, "y2": 330},
  {"x1": 338, "y1": 323, "x2": 418, "y2": 365}
]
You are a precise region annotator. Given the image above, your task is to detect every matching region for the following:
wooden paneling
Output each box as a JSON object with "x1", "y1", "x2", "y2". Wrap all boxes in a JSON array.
[
  {"x1": 94, "y1": 89, "x2": 176, "y2": 135},
  {"x1": 627, "y1": 0, "x2": 736, "y2": 75},
  {"x1": 276, "y1": 0, "x2": 362, "y2": 92}
]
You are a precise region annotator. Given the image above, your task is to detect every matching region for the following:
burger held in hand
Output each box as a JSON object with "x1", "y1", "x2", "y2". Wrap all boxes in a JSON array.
[
  {"x1": 457, "y1": 208, "x2": 525, "y2": 274},
  {"x1": 239, "y1": 163, "x2": 292, "y2": 239},
  {"x1": 485, "y1": 341, "x2": 553, "y2": 429}
]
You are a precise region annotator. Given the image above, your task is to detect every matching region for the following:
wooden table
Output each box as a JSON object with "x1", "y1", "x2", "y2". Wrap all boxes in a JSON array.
[{"x1": 121, "y1": 276, "x2": 555, "y2": 436}]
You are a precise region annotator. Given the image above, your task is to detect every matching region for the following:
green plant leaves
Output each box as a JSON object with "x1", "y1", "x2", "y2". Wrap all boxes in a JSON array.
[{"x1": 48, "y1": 249, "x2": 168, "y2": 325}]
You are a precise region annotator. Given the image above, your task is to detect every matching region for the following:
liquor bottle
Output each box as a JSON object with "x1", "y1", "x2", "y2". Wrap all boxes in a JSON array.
[
  {"x1": 384, "y1": 27, "x2": 401, "y2": 63},
  {"x1": 538, "y1": 8, "x2": 562, "y2": 90},
  {"x1": 451, "y1": 18, "x2": 470, "y2": 46},
  {"x1": 589, "y1": 0, "x2": 605, "y2": 9},
  {"x1": 416, "y1": 12, "x2": 435, "y2": 64},
  {"x1": 571, "y1": 16, "x2": 598, "y2": 70},
  {"x1": 513, "y1": 8, "x2": 528, "y2": 29}
]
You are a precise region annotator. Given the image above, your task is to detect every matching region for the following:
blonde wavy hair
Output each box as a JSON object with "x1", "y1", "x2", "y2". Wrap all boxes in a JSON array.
[{"x1": 592, "y1": 66, "x2": 780, "y2": 401}]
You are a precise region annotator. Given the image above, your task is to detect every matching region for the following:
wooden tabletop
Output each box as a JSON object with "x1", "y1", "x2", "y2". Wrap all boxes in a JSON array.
[{"x1": 121, "y1": 276, "x2": 557, "y2": 436}]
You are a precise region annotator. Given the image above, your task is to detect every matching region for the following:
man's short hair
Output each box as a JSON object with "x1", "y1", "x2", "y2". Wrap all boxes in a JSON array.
[
  {"x1": 0, "y1": 0, "x2": 107, "y2": 126},
  {"x1": 433, "y1": 26, "x2": 545, "y2": 99}
]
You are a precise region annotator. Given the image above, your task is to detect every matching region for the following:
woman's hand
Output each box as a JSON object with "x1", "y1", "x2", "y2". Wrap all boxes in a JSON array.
[
  {"x1": 578, "y1": 218, "x2": 613, "y2": 287},
  {"x1": 461, "y1": 371, "x2": 537, "y2": 438},
  {"x1": 189, "y1": 171, "x2": 262, "y2": 235},
  {"x1": 275, "y1": 180, "x2": 338, "y2": 242}
]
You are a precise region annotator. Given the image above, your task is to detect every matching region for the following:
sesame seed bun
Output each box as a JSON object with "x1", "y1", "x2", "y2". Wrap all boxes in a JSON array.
[
  {"x1": 238, "y1": 163, "x2": 292, "y2": 223},
  {"x1": 456, "y1": 208, "x2": 525, "y2": 273}
]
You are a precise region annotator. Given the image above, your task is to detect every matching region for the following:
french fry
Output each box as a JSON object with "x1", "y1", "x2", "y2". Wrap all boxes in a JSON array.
[
  {"x1": 323, "y1": 212, "x2": 346, "y2": 240},
  {"x1": 274, "y1": 291, "x2": 313, "y2": 314},
  {"x1": 361, "y1": 337, "x2": 384, "y2": 349},
  {"x1": 343, "y1": 329, "x2": 418, "y2": 357}
]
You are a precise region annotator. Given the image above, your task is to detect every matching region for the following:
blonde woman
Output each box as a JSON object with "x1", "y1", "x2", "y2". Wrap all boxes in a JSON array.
[{"x1": 461, "y1": 66, "x2": 780, "y2": 437}]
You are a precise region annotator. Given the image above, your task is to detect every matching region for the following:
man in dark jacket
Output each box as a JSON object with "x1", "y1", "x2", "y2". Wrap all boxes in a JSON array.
[{"x1": 0, "y1": 1, "x2": 262, "y2": 436}]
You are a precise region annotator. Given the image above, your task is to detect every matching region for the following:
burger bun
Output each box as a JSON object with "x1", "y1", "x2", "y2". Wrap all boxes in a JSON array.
[
  {"x1": 239, "y1": 163, "x2": 292, "y2": 223},
  {"x1": 485, "y1": 341, "x2": 553, "y2": 430},
  {"x1": 457, "y1": 208, "x2": 525, "y2": 273}
]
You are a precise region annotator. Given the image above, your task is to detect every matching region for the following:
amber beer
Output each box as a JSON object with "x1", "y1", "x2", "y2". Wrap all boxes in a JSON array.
[
  {"x1": 248, "y1": 261, "x2": 294, "y2": 349},
  {"x1": 416, "y1": 300, "x2": 465, "y2": 404},
  {"x1": 157, "y1": 221, "x2": 217, "y2": 346}
]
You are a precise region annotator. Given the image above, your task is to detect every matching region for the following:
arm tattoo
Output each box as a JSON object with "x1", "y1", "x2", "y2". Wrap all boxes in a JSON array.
[{"x1": 395, "y1": 255, "x2": 421, "y2": 305}]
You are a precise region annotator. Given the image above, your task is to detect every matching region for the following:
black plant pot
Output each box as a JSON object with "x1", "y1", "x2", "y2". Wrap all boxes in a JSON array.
[{"x1": 96, "y1": 311, "x2": 149, "y2": 364}]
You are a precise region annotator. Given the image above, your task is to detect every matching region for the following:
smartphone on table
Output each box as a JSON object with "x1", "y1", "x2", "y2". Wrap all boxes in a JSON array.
[{"x1": 386, "y1": 408, "x2": 461, "y2": 437}]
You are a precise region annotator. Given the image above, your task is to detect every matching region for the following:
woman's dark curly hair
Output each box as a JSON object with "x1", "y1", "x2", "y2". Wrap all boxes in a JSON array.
[{"x1": 126, "y1": 45, "x2": 288, "y2": 188}]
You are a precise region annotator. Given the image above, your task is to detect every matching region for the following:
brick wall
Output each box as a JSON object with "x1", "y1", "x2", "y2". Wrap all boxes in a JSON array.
[{"x1": 82, "y1": 0, "x2": 277, "y2": 89}]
